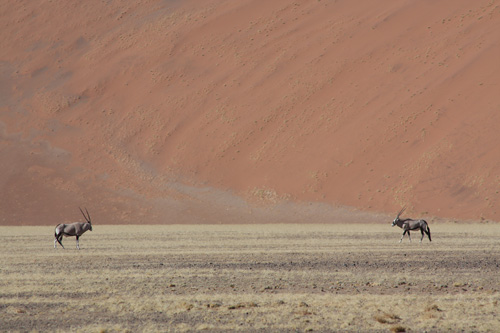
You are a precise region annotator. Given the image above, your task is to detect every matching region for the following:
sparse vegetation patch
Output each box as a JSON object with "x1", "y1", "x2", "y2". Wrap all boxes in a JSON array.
[{"x1": 0, "y1": 224, "x2": 498, "y2": 331}]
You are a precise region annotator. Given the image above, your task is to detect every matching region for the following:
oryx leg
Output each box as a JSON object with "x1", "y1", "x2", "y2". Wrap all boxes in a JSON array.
[
  {"x1": 399, "y1": 230, "x2": 407, "y2": 243},
  {"x1": 420, "y1": 228, "x2": 425, "y2": 242},
  {"x1": 408, "y1": 231, "x2": 411, "y2": 242},
  {"x1": 76, "y1": 235, "x2": 80, "y2": 250}
]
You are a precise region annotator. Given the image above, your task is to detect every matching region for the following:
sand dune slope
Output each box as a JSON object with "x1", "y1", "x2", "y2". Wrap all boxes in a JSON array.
[{"x1": 1, "y1": 0, "x2": 499, "y2": 224}]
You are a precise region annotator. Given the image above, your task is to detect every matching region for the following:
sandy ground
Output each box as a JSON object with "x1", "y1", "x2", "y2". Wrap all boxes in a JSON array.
[
  {"x1": 1, "y1": 224, "x2": 499, "y2": 332},
  {"x1": 1, "y1": 0, "x2": 500, "y2": 225}
]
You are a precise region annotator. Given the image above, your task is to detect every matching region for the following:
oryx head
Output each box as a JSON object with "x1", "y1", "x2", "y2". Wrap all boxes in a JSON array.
[
  {"x1": 79, "y1": 207, "x2": 93, "y2": 231},
  {"x1": 392, "y1": 206, "x2": 406, "y2": 227}
]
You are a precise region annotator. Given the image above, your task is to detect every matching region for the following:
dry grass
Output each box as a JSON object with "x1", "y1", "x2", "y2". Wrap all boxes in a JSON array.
[
  {"x1": 374, "y1": 311, "x2": 401, "y2": 324},
  {"x1": 0, "y1": 223, "x2": 499, "y2": 332}
]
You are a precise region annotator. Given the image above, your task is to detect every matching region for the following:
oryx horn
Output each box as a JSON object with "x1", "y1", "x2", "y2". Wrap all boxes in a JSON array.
[
  {"x1": 396, "y1": 206, "x2": 406, "y2": 218},
  {"x1": 79, "y1": 207, "x2": 91, "y2": 224}
]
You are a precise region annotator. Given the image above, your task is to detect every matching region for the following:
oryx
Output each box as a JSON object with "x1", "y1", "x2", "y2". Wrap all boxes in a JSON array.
[
  {"x1": 391, "y1": 207, "x2": 431, "y2": 243},
  {"x1": 54, "y1": 208, "x2": 93, "y2": 249}
]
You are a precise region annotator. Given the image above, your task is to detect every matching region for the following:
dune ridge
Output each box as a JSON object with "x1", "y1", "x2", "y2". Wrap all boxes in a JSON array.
[{"x1": 1, "y1": 0, "x2": 499, "y2": 225}]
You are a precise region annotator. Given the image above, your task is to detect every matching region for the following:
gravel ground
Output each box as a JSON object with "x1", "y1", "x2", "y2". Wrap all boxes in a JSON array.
[{"x1": 1, "y1": 224, "x2": 499, "y2": 332}]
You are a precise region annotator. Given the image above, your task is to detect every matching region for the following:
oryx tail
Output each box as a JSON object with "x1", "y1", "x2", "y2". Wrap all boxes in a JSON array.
[{"x1": 54, "y1": 226, "x2": 65, "y2": 248}]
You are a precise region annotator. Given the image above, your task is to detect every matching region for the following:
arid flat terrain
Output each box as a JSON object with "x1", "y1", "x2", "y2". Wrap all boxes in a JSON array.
[{"x1": 1, "y1": 224, "x2": 499, "y2": 332}]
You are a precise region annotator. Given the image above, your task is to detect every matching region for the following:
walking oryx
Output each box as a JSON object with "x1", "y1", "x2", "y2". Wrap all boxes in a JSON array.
[
  {"x1": 392, "y1": 207, "x2": 431, "y2": 243},
  {"x1": 54, "y1": 208, "x2": 93, "y2": 249}
]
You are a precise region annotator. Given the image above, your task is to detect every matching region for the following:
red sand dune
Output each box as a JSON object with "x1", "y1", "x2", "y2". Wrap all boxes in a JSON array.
[{"x1": 1, "y1": 0, "x2": 499, "y2": 225}]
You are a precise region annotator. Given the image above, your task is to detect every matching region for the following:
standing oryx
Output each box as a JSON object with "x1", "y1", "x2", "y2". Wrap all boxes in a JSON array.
[
  {"x1": 392, "y1": 207, "x2": 431, "y2": 243},
  {"x1": 54, "y1": 208, "x2": 93, "y2": 249}
]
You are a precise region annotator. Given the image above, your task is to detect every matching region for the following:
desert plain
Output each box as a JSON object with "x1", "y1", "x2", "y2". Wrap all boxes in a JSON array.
[{"x1": 1, "y1": 223, "x2": 499, "y2": 332}]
